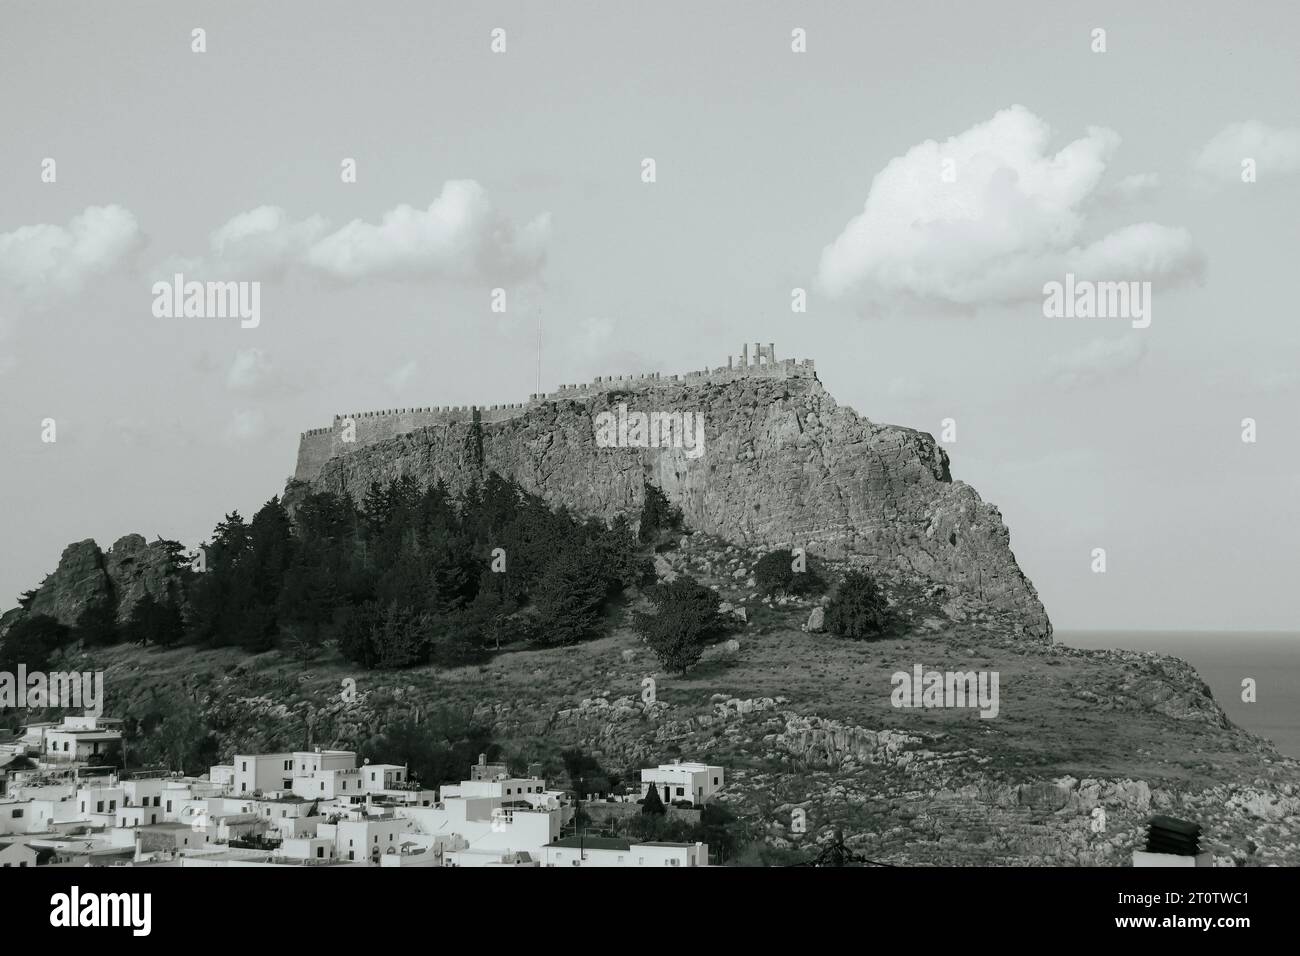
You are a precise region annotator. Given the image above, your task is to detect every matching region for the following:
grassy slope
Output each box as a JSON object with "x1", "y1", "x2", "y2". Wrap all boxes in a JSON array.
[{"x1": 58, "y1": 536, "x2": 1299, "y2": 865}]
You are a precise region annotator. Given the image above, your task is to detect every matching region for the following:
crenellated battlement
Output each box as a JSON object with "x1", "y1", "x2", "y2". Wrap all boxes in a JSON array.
[{"x1": 294, "y1": 344, "x2": 815, "y2": 480}]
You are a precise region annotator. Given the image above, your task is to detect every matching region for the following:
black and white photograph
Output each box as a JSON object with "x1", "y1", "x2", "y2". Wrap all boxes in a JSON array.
[{"x1": 1, "y1": 0, "x2": 1296, "y2": 935}]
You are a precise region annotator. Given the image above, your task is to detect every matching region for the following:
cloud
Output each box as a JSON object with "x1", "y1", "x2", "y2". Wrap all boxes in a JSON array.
[
  {"x1": 226, "y1": 348, "x2": 272, "y2": 390},
  {"x1": 0, "y1": 205, "x2": 143, "y2": 304},
  {"x1": 224, "y1": 409, "x2": 268, "y2": 443},
  {"x1": 386, "y1": 360, "x2": 418, "y2": 389},
  {"x1": 170, "y1": 181, "x2": 550, "y2": 285},
  {"x1": 1194, "y1": 121, "x2": 1300, "y2": 181},
  {"x1": 306, "y1": 180, "x2": 551, "y2": 282},
  {"x1": 816, "y1": 106, "x2": 1203, "y2": 310},
  {"x1": 207, "y1": 207, "x2": 328, "y2": 278},
  {"x1": 1046, "y1": 335, "x2": 1147, "y2": 390},
  {"x1": 1106, "y1": 172, "x2": 1161, "y2": 201},
  {"x1": 563, "y1": 316, "x2": 653, "y2": 375}
]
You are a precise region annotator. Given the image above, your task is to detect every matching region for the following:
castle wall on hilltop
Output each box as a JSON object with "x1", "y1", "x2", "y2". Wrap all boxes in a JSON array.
[
  {"x1": 294, "y1": 345, "x2": 815, "y2": 482},
  {"x1": 292, "y1": 357, "x2": 1052, "y2": 639}
]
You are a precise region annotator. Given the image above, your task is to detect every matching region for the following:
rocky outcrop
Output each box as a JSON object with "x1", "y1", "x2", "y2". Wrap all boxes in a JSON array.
[
  {"x1": 294, "y1": 373, "x2": 1051, "y2": 638},
  {"x1": 102, "y1": 534, "x2": 187, "y2": 624},
  {"x1": 6, "y1": 534, "x2": 186, "y2": 633},
  {"x1": 25, "y1": 539, "x2": 112, "y2": 626}
]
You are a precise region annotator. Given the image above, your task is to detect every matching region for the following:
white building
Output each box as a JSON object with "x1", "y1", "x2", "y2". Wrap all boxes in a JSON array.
[
  {"x1": 232, "y1": 753, "x2": 295, "y2": 795},
  {"x1": 640, "y1": 762, "x2": 724, "y2": 806},
  {"x1": 543, "y1": 837, "x2": 708, "y2": 868},
  {"x1": 41, "y1": 716, "x2": 123, "y2": 765}
]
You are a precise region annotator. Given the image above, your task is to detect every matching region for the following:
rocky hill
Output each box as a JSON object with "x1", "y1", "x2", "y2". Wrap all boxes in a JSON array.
[
  {"x1": 1, "y1": 534, "x2": 185, "y2": 634},
  {"x1": 291, "y1": 360, "x2": 1051, "y2": 639},
  {"x1": 47, "y1": 534, "x2": 1300, "y2": 866},
  {"x1": 8, "y1": 348, "x2": 1297, "y2": 865}
]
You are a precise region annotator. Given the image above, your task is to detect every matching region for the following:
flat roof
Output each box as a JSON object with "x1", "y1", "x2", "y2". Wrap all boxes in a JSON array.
[{"x1": 549, "y1": 836, "x2": 631, "y2": 851}]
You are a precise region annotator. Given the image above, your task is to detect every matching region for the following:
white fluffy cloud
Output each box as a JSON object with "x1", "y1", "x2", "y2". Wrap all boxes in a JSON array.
[
  {"x1": 224, "y1": 408, "x2": 268, "y2": 443},
  {"x1": 1194, "y1": 121, "x2": 1300, "y2": 181},
  {"x1": 1046, "y1": 335, "x2": 1147, "y2": 390},
  {"x1": 1107, "y1": 172, "x2": 1161, "y2": 201},
  {"x1": 226, "y1": 348, "x2": 272, "y2": 390},
  {"x1": 386, "y1": 360, "x2": 418, "y2": 389},
  {"x1": 817, "y1": 106, "x2": 1203, "y2": 310},
  {"x1": 0, "y1": 205, "x2": 143, "y2": 303},
  {"x1": 173, "y1": 181, "x2": 550, "y2": 284},
  {"x1": 306, "y1": 180, "x2": 551, "y2": 282}
]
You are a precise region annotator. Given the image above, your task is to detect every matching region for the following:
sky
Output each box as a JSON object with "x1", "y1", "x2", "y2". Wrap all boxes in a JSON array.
[{"x1": 1, "y1": 0, "x2": 1298, "y2": 631}]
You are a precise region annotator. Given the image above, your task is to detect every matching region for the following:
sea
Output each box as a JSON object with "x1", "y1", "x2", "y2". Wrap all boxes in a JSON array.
[{"x1": 1058, "y1": 631, "x2": 1300, "y2": 760}]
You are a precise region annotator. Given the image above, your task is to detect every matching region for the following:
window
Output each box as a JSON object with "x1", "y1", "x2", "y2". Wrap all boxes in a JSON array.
[
  {"x1": 241, "y1": 762, "x2": 247, "y2": 771},
  {"x1": 316, "y1": 846, "x2": 324, "y2": 858},
  {"x1": 166, "y1": 801, "x2": 172, "y2": 812},
  {"x1": 675, "y1": 787, "x2": 684, "y2": 797},
  {"x1": 713, "y1": 777, "x2": 719, "y2": 786},
  {"x1": 154, "y1": 796, "x2": 161, "y2": 807},
  {"x1": 96, "y1": 801, "x2": 104, "y2": 813},
  {"x1": 11, "y1": 809, "x2": 22, "y2": 819}
]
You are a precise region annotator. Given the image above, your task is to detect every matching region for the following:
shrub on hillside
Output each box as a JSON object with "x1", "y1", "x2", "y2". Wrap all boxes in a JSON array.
[
  {"x1": 634, "y1": 576, "x2": 728, "y2": 675},
  {"x1": 824, "y1": 570, "x2": 894, "y2": 640},
  {"x1": 753, "y1": 549, "x2": 825, "y2": 596},
  {"x1": 638, "y1": 481, "x2": 682, "y2": 544}
]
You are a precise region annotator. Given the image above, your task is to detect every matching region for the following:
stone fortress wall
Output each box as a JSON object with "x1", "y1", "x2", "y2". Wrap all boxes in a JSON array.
[{"x1": 294, "y1": 343, "x2": 815, "y2": 481}]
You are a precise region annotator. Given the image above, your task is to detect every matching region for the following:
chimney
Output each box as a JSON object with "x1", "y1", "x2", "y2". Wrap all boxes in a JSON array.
[{"x1": 478, "y1": 753, "x2": 486, "y2": 766}]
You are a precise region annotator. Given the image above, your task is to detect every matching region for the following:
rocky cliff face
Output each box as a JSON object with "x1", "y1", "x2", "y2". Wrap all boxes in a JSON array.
[
  {"x1": 9, "y1": 534, "x2": 184, "y2": 632},
  {"x1": 295, "y1": 374, "x2": 1052, "y2": 638}
]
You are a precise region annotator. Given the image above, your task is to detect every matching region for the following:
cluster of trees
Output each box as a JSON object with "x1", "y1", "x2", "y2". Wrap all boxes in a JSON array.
[
  {"x1": 361, "y1": 708, "x2": 501, "y2": 787},
  {"x1": 189, "y1": 474, "x2": 654, "y2": 666},
  {"x1": 5, "y1": 474, "x2": 686, "y2": 671}
]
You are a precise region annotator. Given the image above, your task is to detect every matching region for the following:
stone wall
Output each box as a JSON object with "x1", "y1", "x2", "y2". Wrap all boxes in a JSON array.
[{"x1": 293, "y1": 350, "x2": 817, "y2": 482}]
